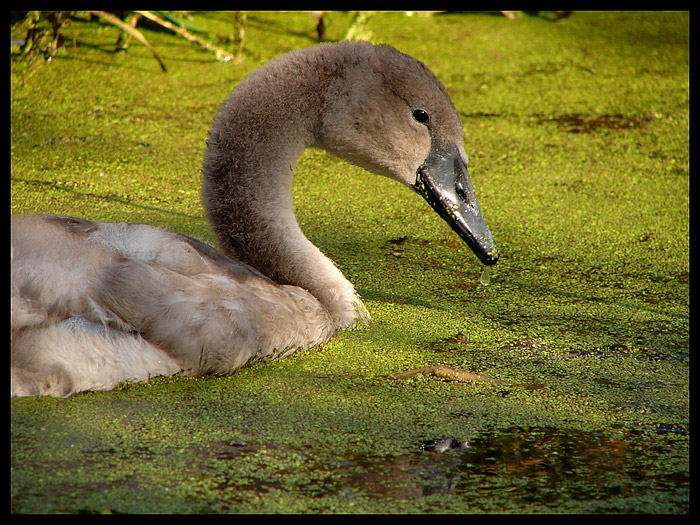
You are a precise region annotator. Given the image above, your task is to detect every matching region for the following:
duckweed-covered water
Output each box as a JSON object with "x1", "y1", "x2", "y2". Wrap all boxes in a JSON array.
[{"x1": 11, "y1": 11, "x2": 688, "y2": 513}]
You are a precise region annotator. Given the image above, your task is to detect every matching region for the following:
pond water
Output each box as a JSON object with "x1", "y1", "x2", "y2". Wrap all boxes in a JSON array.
[{"x1": 202, "y1": 425, "x2": 688, "y2": 513}]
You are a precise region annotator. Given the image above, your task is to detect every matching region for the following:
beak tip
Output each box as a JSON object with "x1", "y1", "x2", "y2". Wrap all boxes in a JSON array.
[
  {"x1": 476, "y1": 241, "x2": 499, "y2": 266},
  {"x1": 483, "y1": 253, "x2": 499, "y2": 266}
]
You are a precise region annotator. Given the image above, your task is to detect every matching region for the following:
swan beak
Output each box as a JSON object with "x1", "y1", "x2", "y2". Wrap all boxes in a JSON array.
[{"x1": 413, "y1": 140, "x2": 499, "y2": 266}]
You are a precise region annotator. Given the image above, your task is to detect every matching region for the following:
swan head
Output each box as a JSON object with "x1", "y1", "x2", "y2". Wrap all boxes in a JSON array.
[{"x1": 318, "y1": 42, "x2": 498, "y2": 266}]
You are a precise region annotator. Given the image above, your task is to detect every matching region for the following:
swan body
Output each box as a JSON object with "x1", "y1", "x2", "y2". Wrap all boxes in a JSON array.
[{"x1": 11, "y1": 41, "x2": 498, "y2": 397}]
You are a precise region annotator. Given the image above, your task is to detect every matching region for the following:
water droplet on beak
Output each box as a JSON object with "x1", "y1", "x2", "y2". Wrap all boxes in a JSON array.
[{"x1": 479, "y1": 266, "x2": 491, "y2": 287}]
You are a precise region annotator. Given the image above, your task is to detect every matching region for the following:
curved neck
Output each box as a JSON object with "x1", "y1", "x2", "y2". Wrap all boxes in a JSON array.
[{"x1": 202, "y1": 65, "x2": 368, "y2": 328}]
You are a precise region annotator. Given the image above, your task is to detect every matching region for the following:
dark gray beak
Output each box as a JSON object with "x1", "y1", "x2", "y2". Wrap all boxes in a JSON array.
[{"x1": 413, "y1": 138, "x2": 499, "y2": 266}]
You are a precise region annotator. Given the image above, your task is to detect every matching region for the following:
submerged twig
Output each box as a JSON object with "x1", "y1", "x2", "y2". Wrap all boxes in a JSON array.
[
  {"x1": 14, "y1": 11, "x2": 242, "y2": 72},
  {"x1": 135, "y1": 10, "x2": 237, "y2": 63},
  {"x1": 89, "y1": 10, "x2": 168, "y2": 72},
  {"x1": 392, "y1": 366, "x2": 509, "y2": 385}
]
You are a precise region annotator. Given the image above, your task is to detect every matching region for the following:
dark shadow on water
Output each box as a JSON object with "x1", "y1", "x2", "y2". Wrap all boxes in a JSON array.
[
  {"x1": 11, "y1": 176, "x2": 200, "y2": 220},
  {"x1": 344, "y1": 427, "x2": 686, "y2": 512},
  {"x1": 357, "y1": 256, "x2": 688, "y2": 323},
  {"x1": 221, "y1": 426, "x2": 688, "y2": 512}
]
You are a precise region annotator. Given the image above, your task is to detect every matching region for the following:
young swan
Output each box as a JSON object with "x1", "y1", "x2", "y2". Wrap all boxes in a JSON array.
[{"x1": 11, "y1": 42, "x2": 498, "y2": 397}]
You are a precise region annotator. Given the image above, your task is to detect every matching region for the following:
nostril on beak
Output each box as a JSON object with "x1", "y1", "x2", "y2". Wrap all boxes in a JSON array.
[{"x1": 455, "y1": 180, "x2": 469, "y2": 203}]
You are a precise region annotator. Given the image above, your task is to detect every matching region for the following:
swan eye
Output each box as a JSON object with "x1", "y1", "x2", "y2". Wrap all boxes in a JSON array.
[{"x1": 412, "y1": 109, "x2": 429, "y2": 124}]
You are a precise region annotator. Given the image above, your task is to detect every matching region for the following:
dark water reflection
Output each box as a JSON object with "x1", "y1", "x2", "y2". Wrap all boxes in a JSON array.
[{"x1": 327, "y1": 426, "x2": 689, "y2": 513}]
